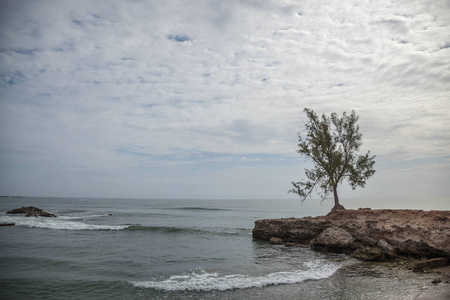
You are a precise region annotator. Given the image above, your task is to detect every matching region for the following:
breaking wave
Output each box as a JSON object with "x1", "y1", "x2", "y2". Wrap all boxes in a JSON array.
[
  {"x1": 0, "y1": 215, "x2": 129, "y2": 231},
  {"x1": 0, "y1": 216, "x2": 250, "y2": 236},
  {"x1": 131, "y1": 262, "x2": 340, "y2": 291}
]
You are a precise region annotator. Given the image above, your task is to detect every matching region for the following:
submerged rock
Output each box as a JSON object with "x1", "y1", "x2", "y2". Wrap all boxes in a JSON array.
[
  {"x1": 6, "y1": 206, "x2": 56, "y2": 218},
  {"x1": 253, "y1": 209, "x2": 450, "y2": 261}
]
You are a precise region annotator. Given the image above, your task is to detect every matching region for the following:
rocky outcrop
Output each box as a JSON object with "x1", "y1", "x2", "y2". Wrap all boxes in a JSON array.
[
  {"x1": 6, "y1": 206, "x2": 56, "y2": 218},
  {"x1": 252, "y1": 209, "x2": 450, "y2": 261}
]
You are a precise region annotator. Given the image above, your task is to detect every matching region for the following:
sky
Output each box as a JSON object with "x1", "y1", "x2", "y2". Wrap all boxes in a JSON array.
[{"x1": 0, "y1": 0, "x2": 449, "y2": 203}]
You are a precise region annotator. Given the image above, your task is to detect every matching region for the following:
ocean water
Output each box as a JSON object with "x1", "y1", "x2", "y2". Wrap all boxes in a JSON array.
[{"x1": 0, "y1": 197, "x2": 447, "y2": 299}]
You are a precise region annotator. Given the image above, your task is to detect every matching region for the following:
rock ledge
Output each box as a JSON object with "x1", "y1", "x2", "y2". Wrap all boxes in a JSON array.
[{"x1": 252, "y1": 209, "x2": 449, "y2": 261}]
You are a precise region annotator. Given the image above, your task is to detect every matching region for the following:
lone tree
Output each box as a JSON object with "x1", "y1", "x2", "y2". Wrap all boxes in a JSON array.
[{"x1": 290, "y1": 108, "x2": 376, "y2": 211}]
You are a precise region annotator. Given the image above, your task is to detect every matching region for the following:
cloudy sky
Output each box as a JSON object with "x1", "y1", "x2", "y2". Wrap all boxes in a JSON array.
[{"x1": 0, "y1": 0, "x2": 449, "y2": 203}]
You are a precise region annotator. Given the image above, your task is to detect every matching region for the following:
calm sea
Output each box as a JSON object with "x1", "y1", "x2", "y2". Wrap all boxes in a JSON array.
[{"x1": 0, "y1": 197, "x2": 448, "y2": 299}]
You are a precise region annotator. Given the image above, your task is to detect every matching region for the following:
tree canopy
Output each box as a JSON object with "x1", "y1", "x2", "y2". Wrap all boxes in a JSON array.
[{"x1": 290, "y1": 108, "x2": 376, "y2": 211}]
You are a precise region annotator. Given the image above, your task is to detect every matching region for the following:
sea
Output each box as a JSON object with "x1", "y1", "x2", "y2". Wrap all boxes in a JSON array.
[{"x1": 0, "y1": 197, "x2": 448, "y2": 300}]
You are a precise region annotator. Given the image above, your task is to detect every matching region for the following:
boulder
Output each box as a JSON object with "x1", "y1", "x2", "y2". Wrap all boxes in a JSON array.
[
  {"x1": 7, "y1": 206, "x2": 42, "y2": 214},
  {"x1": 310, "y1": 226, "x2": 354, "y2": 253},
  {"x1": 6, "y1": 206, "x2": 56, "y2": 218},
  {"x1": 26, "y1": 211, "x2": 57, "y2": 218}
]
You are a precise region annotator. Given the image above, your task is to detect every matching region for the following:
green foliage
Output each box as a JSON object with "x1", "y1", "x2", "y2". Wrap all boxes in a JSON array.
[{"x1": 290, "y1": 108, "x2": 376, "y2": 209}]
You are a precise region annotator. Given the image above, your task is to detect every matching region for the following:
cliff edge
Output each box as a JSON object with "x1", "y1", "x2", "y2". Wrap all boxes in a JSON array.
[{"x1": 252, "y1": 209, "x2": 450, "y2": 262}]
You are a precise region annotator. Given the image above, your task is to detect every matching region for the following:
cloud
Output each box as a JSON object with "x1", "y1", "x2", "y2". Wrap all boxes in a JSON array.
[{"x1": 0, "y1": 0, "x2": 449, "y2": 199}]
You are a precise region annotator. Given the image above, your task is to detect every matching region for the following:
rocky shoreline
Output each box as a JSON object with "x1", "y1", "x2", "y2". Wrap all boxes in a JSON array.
[{"x1": 252, "y1": 209, "x2": 450, "y2": 264}]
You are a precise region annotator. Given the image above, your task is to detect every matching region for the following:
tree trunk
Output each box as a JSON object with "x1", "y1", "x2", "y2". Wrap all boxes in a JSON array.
[{"x1": 331, "y1": 185, "x2": 345, "y2": 211}]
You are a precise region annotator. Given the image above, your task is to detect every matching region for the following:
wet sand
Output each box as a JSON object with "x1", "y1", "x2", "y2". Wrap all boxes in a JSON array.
[
  {"x1": 323, "y1": 261, "x2": 450, "y2": 300},
  {"x1": 414, "y1": 266, "x2": 450, "y2": 300}
]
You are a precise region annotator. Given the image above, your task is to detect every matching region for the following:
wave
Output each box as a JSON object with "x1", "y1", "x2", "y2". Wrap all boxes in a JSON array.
[
  {"x1": 131, "y1": 262, "x2": 340, "y2": 291},
  {"x1": 125, "y1": 225, "x2": 203, "y2": 235},
  {"x1": 165, "y1": 207, "x2": 232, "y2": 212},
  {"x1": 57, "y1": 214, "x2": 110, "y2": 220},
  {"x1": 0, "y1": 215, "x2": 250, "y2": 235},
  {"x1": 125, "y1": 225, "x2": 251, "y2": 237},
  {"x1": 0, "y1": 216, "x2": 129, "y2": 231}
]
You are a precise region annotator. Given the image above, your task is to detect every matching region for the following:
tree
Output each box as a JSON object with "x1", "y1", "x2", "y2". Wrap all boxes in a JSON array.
[{"x1": 290, "y1": 108, "x2": 376, "y2": 211}]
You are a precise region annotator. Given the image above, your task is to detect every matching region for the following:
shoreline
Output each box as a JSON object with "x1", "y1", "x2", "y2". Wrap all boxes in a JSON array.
[
  {"x1": 253, "y1": 209, "x2": 450, "y2": 298},
  {"x1": 413, "y1": 265, "x2": 450, "y2": 299},
  {"x1": 327, "y1": 259, "x2": 450, "y2": 299}
]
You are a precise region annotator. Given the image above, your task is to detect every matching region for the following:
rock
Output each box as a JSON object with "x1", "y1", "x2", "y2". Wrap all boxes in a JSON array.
[
  {"x1": 26, "y1": 211, "x2": 57, "y2": 218},
  {"x1": 7, "y1": 206, "x2": 42, "y2": 214},
  {"x1": 352, "y1": 247, "x2": 383, "y2": 261},
  {"x1": 253, "y1": 209, "x2": 450, "y2": 261},
  {"x1": 377, "y1": 239, "x2": 397, "y2": 258},
  {"x1": 6, "y1": 206, "x2": 56, "y2": 218},
  {"x1": 284, "y1": 242, "x2": 297, "y2": 247},
  {"x1": 431, "y1": 277, "x2": 442, "y2": 284},
  {"x1": 412, "y1": 258, "x2": 449, "y2": 272},
  {"x1": 310, "y1": 226, "x2": 354, "y2": 253},
  {"x1": 269, "y1": 237, "x2": 283, "y2": 244},
  {"x1": 252, "y1": 217, "x2": 332, "y2": 244}
]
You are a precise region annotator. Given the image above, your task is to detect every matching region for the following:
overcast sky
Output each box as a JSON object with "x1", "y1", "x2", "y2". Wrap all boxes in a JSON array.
[{"x1": 0, "y1": 0, "x2": 449, "y2": 204}]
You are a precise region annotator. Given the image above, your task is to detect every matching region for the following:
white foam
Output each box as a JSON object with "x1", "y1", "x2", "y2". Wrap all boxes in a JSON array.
[
  {"x1": 58, "y1": 214, "x2": 110, "y2": 220},
  {"x1": 0, "y1": 216, "x2": 128, "y2": 231},
  {"x1": 57, "y1": 216, "x2": 84, "y2": 220},
  {"x1": 131, "y1": 263, "x2": 339, "y2": 291}
]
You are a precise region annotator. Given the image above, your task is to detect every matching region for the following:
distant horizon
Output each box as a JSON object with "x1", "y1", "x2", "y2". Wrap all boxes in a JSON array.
[{"x1": 1, "y1": 195, "x2": 449, "y2": 211}]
